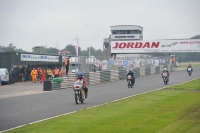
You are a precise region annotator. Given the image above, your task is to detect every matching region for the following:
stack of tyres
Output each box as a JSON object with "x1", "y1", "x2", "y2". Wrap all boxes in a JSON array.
[
  {"x1": 43, "y1": 80, "x2": 52, "y2": 91},
  {"x1": 52, "y1": 82, "x2": 61, "y2": 90}
]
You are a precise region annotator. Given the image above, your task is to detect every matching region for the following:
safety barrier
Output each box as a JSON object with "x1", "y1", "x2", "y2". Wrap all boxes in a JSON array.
[
  {"x1": 155, "y1": 66, "x2": 160, "y2": 74},
  {"x1": 59, "y1": 65, "x2": 172, "y2": 89}
]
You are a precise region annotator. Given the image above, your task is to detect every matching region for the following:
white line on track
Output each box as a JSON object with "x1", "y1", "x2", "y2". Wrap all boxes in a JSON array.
[
  {"x1": 0, "y1": 91, "x2": 47, "y2": 99},
  {"x1": 1, "y1": 77, "x2": 199, "y2": 133}
]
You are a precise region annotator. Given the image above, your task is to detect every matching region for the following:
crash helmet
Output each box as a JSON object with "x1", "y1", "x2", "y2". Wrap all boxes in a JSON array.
[
  {"x1": 164, "y1": 68, "x2": 167, "y2": 71},
  {"x1": 129, "y1": 70, "x2": 132, "y2": 73},
  {"x1": 77, "y1": 72, "x2": 83, "y2": 79}
]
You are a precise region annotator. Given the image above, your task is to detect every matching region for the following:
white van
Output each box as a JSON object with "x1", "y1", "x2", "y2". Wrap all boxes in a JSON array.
[{"x1": 0, "y1": 68, "x2": 9, "y2": 85}]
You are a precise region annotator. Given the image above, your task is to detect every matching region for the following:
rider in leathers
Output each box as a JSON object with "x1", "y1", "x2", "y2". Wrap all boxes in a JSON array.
[
  {"x1": 75, "y1": 72, "x2": 88, "y2": 98},
  {"x1": 126, "y1": 70, "x2": 135, "y2": 85},
  {"x1": 187, "y1": 64, "x2": 193, "y2": 72},
  {"x1": 162, "y1": 68, "x2": 170, "y2": 79}
]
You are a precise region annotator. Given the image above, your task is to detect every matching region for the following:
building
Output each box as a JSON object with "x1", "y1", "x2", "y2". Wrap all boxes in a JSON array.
[
  {"x1": 101, "y1": 25, "x2": 143, "y2": 57},
  {"x1": 0, "y1": 51, "x2": 63, "y2": 71}
]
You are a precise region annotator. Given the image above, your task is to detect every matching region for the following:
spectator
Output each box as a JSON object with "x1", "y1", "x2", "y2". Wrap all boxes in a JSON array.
[
  {"x1": 31, "y1": 67, "x2": 38, "y2": 83},
  {"x1": 65, "y1": 57, "x2": 70, "y2": 76},
  {"x1": 53, "y1": 67, "x2": 59, "y2": 78},
  {"x1": 46, "y1": 68, "x2": 52, "y2": 79},
  {"x1": 93, "y1": 66, "x2": 96, "y2": 72},
  {"x1": 23, "y1": 66, "x2": 27, "y2": 82},
  {"x1": 40, "y1": 68, "x2": 46, "y2": 83}
]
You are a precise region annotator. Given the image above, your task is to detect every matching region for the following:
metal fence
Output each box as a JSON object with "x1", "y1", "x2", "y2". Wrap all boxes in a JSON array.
[{"x1": 68, "y1": 56, "x2": 171, "y2": 73}]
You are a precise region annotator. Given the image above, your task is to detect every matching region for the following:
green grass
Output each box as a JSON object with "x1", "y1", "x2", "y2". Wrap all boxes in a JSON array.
[
  {"x1": 5, "y1": 79, "x2": 200, "y2": 133},
  {"x1": 178, "y1": 62, "x2": 200, "y2": 68}
]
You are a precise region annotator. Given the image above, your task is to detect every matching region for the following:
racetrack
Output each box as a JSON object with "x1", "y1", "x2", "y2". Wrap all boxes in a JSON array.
[{"x1": 0, "y1": 67, "x2": 199, "y2": 132}]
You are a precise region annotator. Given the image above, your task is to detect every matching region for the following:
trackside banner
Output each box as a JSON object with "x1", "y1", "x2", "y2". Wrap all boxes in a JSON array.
[
  {"x1": 21, "y1": 54, "x2": 59, "y2": 62},
  {"x1": 111, "y1": 39, "x2": 200, "y2": 53}
]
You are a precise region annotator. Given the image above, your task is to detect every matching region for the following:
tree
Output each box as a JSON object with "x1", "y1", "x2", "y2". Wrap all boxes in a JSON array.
[
  {"x1": 63, "y1": 44, "x2": 81, "y2": 56},
  {"x1": 0, "y1": 44, "x2": 26, "y2": 52},
  {"x1": 190, "y1": 35, "x2": 200, "y2": 39}
]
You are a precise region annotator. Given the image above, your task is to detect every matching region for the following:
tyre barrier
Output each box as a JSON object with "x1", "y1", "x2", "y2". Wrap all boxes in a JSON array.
[
  {"x1": 61, "y1": 64, "x2": 172, "y2": 89},
  {"x1": 52, "y1": 82, "x2": 61, "y2": 90},
  {"x1": 145, "y1": 67, "x2": 151, "y2": 75},
  {"x1": 43, "y1": 80, "x2": 52, "y2": 91},
  {"x1": 134, "y1": 67, "x2": 140, "y2": 78}
]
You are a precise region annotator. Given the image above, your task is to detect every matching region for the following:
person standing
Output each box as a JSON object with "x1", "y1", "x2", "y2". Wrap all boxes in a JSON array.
[
  {"x1": 31, "y1": 67, "x2": 38, "y2": 83},
  {"x1": 40, "y1": 68, "x2": 46, "y2": 83},
  {"x1": 65, "y1": 57, "x2": 70, "y2": 76},
  {"x1": 46, "y1": 68, "x2": 52, "y2": 80},
  {"x1": 23, "y1": 66, "x2": 27, "y2": 82},
  {"x1": 53, "y1": 67, "x2": 59, "y2": 78}
]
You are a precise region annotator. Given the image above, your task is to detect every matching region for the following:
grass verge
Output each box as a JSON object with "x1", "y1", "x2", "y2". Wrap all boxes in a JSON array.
[
  {"x1": 178, "y1": 62, "x2": 200, "y2": 68},
  {"x1": 5, "y1": 79, "x2": 200, "y2": 133}
]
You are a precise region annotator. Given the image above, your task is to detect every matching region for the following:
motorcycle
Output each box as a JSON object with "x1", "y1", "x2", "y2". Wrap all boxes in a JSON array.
[
  {"x1": 187, "y1": 67, "x2": 192, "y2": 76},
  {"x1": 73, "y1": 79, "x2": 86, "y2": 104},
  {"x1": 127, "y1": 75, "x2": 132, "y2": 88},
  {"x1": 162, "y1": 72, "x2": 169, "y2": 85}
]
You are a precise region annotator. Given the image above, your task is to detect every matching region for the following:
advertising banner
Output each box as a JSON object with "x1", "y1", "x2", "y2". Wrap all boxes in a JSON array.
[
  {"x1": 114, "y1": 60, "x2": 118, "y2": 66},
  {"x1": 111, "y1": 39, "x2": 200, "y2": 53},
  {"x1": 152, "y1": 60, "x2": 159, "y2": 66},
  {"x1": 21, "y1": 54, "x2": 59, "y2": 62},
  {"x1": 102, "y1": 60, "x2": 108, "y2": 70},
  {"x1": 134, "y1": 60, "x2": 140, "y2": 68}
]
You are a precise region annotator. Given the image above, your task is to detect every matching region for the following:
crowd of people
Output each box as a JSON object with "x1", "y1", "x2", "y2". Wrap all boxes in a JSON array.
[{"x1": 9, "y1": 66, "x2": 65, "y2": 83}]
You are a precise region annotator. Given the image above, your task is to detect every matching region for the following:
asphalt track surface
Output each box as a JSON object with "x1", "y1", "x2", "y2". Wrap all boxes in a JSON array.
[{"x1": 0, "y1": 67, "x2": 200, "y2": 132}]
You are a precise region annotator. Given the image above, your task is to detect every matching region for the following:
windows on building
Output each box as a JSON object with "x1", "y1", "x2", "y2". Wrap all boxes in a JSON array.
[{"x1": 111, "y1": 30, "x2": 142, "y2": 34}]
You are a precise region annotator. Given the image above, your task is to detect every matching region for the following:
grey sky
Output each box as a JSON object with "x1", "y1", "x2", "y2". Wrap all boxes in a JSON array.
[{"x1": 0, "y1": 0, "x2": 200, "y2": 52}]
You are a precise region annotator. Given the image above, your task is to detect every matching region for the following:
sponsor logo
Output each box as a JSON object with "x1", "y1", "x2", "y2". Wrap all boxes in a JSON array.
[{"x1": 112, "y1": 42, "x2": 160, "y2": 49}]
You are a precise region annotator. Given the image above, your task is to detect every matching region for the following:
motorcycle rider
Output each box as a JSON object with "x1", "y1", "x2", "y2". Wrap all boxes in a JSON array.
[
  {"x1": 162, "y1": 68, "x2": 170, "y2": 79},
  {"x1": 187, "y1": 64, "x2": 193, "y2": 72},
  {"x1": 126, "y1": 70, "x2": 135, "y2": 85},
  {"x1": 75, "y1": 72, "x2": 88, "y2": 98}
]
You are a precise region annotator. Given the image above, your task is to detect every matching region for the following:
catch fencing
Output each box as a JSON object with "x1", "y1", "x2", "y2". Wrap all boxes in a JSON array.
[{"x1": 68, "y1": 56, "x2": 171, "y2": 73}]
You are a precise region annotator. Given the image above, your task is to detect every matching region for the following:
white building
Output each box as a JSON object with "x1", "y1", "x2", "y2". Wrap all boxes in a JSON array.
[
  {"x1": 102, "y1": 25, "x2": 143, "y2": 57},
  {"x1": 103, "y1": 25, "x2": 143, "y2": 50}
]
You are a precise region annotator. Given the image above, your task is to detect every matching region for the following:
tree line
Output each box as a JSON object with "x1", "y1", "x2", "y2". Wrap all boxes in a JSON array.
[{"x1": 0, "y1": 44, "x2": 102, "y2": 57}]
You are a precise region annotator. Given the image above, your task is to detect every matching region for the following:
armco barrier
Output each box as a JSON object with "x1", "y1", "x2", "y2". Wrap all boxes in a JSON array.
[{"x1": 60, "y1": 64, "x2": 172, "y2": 89}]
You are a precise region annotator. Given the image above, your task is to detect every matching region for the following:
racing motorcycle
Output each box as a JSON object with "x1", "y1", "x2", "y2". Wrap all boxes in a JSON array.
[
  {"x1": 127, "y1": 75, "x2": 132, "y2": 88},
  {"x1": 187, "y1": 67, "x2": 192, "y2": 76},
  {"x1": 73, "y1": 79, "x2": 86, "y2": 104},
  {"x1": 162, "y1": 72, "x2": 169, "y2": 85}
]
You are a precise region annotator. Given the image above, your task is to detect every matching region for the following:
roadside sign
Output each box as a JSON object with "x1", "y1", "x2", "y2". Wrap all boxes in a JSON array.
[
  {"x1": 122, "y1": 60, "x2": 127, "y2": 67},
  {"x1": 110, "y1": 60, "x2": 114, "y2": 66}
]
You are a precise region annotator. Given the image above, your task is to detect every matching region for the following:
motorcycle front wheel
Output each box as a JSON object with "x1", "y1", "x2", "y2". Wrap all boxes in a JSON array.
[{"x1": 75, "y1": 93, "x2": 78, "y2": 104}]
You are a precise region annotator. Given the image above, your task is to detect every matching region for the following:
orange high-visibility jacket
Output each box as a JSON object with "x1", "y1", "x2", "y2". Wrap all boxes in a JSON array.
[
  {"x1": 65, "y1": 58, "x2": 69, "y2": 65},
  {"x1": 31, "y1": 70, "x2": 38, "y2": 76},
  {"x1": 54, "y1": 69, "x2": 58, "y2": 75}
]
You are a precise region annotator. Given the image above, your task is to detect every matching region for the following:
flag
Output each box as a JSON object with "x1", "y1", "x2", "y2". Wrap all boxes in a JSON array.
[
  {"x1": 74, "y1": 42, "x2": 78, "y2": 56},
  {"x1": 58, "y1": 49, "x2": 60, "y2": 55}
]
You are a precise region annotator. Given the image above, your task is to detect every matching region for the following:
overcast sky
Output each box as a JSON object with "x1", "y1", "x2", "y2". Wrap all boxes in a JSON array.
[{"x1": 0, "y1": 0, "x2": 199, "y2": 52}]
